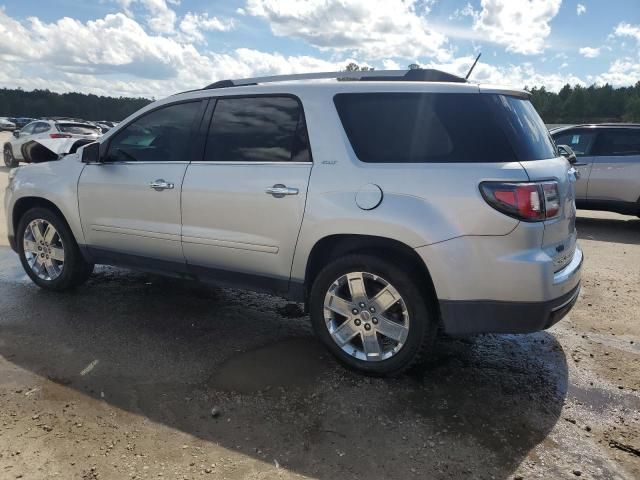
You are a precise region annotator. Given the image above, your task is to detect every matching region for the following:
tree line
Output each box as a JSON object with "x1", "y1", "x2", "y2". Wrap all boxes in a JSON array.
[
  {"x1": 0, "y1": 88, "x2": 152, "y2": 122},
  {"x1": 1, "y1": 71, "x2": 639, "y2": 123},
  {"x1": 529, "y1": 83, "x2": 640, "y2": 124}
]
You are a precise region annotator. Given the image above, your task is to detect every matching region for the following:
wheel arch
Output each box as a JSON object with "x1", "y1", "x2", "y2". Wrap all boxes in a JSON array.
[
  {"x1": 302, "y1": 234, "x2": 439, "y2": 313},
  {"x1": 11, "y1": 197, "x2": 87, "y2": 260}
]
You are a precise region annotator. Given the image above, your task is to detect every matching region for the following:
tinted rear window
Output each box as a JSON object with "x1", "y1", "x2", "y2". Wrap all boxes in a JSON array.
[
  {"x1": 334, "y1": 93, "x2": 556, "y2": 163},
  {"x1": 57, "y1": 123, "x2": 100, "y2": 135},
  {"x1": 592, "y1": 129, "x2": 640, "y2": 156}
]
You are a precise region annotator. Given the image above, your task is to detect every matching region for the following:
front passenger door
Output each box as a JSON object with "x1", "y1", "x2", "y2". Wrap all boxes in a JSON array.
[
  {"x1": 78, "y1": 100, "x2": 204, "y2": 267},
  {"x1": 553, "y1": 129, "x2": 597, "y2": 201}
]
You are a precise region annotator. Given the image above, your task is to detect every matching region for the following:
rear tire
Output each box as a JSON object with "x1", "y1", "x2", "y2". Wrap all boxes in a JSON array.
[
  {"x1": 17, "y1": 207, "x2": 94, "y2": 291},
  {"x1": 4, "y1": 144, "x2": 18, "y2": 168},
  {"x1": 309, "y1": 254, "x2": 437, "y2": 376}
]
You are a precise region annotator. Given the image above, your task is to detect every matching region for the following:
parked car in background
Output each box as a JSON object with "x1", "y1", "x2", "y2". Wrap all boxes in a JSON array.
[
  {"x1": 3, "y1": 119, "x2": 101, "y2": 167},
  {"x1": 551, "y1": 124, "x2": 640, "y2": 217},
  {"x1": 0, "y1": 117, "x2": 16, "y2": 131},
  {"x1": 3, "y1": 69, "x2": 582, "y2": 376},
  {"x1": 9, "y1": 117, "x2": 36, "y2": 129}
]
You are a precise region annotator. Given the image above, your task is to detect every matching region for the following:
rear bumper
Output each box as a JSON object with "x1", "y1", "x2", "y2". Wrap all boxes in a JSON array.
[
  {"x1": 416, "y1": 231, "x2": 584, "y2": 334},
  {"x1": 439, "y1": 282, "x2": 581, "y2": 335}
]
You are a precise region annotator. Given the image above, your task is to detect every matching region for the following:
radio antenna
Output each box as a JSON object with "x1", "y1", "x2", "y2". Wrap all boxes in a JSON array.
[{"x1": 465, "y1": 53, "x2": 482, "y2": 80}]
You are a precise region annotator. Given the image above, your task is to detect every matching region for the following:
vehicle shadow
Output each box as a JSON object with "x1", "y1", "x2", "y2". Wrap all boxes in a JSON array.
[
  {"x1": 576, "y1": 213, "x2": 640, "y2": 245},
  {"x1": 0, "y1": 256, "x2": 568, "y2": 479}
]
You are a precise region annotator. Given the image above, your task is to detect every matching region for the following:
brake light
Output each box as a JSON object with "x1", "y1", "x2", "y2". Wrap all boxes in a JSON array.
[
  {"x1": 480, "y1": 181, "x2": 560, "y2": 222},
  {"x1": 50, "y1": 133, "x2": 72, "y2": 138}
]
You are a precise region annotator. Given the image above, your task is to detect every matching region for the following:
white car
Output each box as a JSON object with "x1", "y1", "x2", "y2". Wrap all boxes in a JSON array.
[
  {"x1": 3, "y1": 119, "x2": 101, "y2": 167},
  {"x1": 0, "y1": 117, "x2": 16, "y2": 131}
]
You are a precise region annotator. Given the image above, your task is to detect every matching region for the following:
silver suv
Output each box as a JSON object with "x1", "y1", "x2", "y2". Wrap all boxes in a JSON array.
[
  {"x1": 551, "y1": 124, "x2": 640, "y2": 217},
  {"x1": 4, "y1": 69, "x2": 583, "y2": 376}
]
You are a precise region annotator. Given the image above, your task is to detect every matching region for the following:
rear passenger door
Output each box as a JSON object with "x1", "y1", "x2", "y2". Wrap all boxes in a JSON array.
[
  {"x1": 587, "y1": 129, "x2": 640, "y2": 204},
  {"x1": 181, "y1": 95, "x2": 312, "y2": 293},
  {"x1": 552, "y1": 129, "x2": 598, "y2": 201}
]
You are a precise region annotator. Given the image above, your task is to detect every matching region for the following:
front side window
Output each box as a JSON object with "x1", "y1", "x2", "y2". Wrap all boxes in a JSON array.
[
  {"x1": 106, "y1": 101, "x2": 200, "y2": 162},
  {"x1": 21, "y1": 123, "x2": 36, "y2": 135},
  {"x1": 204, "y1": 96, "x2": 310, "y2": 162},
  {"x1": 591, "y1": 130, "x2": 640, "y2": 156},
  {"x1": 553, "y1": 130, "x2": 597, "y2": 156}
]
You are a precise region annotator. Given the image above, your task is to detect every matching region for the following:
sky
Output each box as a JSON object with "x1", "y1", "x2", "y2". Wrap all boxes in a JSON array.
[{"x1": 0, "y1": 0, "x2": 638, "y2": 99}]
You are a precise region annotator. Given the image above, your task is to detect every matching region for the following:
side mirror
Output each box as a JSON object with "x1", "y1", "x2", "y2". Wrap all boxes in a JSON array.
[
  {"x1": 81, "y1": 142, "x2": 101, "y2": 163},
  {"x1": 557, "y1": 144, "x2": 577, "y2": 165},
  {"x1": 12, "y1": 130, "x2": 19, "y2": 138}
]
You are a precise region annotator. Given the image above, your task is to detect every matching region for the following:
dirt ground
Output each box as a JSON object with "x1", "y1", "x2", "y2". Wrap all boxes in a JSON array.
[{"x1": 0, "y1": 138, "x2": 639, "y2": 479}]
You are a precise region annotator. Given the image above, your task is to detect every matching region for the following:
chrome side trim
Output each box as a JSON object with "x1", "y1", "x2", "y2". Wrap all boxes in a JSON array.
[
  {"x1": 90, "y1": 225, "x2": 180, "y2": 242},
  {"x1": 181, "y1": 235, "x2": 279, "y2": 254}
]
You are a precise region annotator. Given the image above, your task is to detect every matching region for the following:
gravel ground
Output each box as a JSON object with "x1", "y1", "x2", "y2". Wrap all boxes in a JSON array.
[{"x1": 0, "y1": 145, "x2": 639, "y2": 479}]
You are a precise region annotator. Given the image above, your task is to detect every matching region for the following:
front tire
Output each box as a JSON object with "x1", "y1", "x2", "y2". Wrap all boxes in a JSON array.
[
  {"x1": 17, "y1": 207, "x2": 93, "y2": 291},
  {"x1": 309, "y1": 254, "x2": 437, "y2": 376},
  {"x1": 4, "y1": 144, "x2": 18, "y2": 168}
]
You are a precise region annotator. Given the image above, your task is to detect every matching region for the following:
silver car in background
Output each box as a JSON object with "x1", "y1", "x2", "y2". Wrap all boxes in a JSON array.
[
  {"x1": 0, "y1": 117, "x2": 16, "y2": 131},
  {"x1": 551, "y1": 124, "x2": 640, "y2": 217},
  {"x1": 4, "y1": 69, "x2": 582, "y2": 376}
]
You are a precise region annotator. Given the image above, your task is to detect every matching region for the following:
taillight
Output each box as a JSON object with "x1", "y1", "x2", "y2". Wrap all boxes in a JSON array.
[
  {"x1": 480, "y1": 181, "x2": 560, "y2": 222},
  {"x1": 50, "y1": 133, "x2": 72, "y2": 138}
]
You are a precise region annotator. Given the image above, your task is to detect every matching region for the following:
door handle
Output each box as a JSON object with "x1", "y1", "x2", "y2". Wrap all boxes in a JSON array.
[
  {"x1": 573, "y1": 163, "x2": 588, "y2": 167},
  {"x1": 149, "y1": 179, "x2": 174, "y2": 191},
  {"x1": 266, "y1": 184, "x2": 299, "y2": 198}
]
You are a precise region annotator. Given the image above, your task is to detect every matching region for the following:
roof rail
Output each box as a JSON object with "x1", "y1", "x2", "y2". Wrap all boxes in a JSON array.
[{"x1": 203, "y1": 68, "x2": 467, "y2": 89}]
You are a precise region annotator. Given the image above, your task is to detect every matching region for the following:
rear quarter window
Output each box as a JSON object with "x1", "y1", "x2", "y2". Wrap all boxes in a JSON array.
[
  {"x1": 57, "y1": 123, "x2": 100, "y2": 135},
  {"x1": 334, "y1": 92, "x2": 556, "y2": 163}
]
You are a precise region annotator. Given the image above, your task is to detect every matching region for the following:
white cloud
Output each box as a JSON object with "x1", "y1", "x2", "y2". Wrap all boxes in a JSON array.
[
  {"x1": 244, "y1": 0, "x2": 452, "y2": 61},
  {"x1": 179, "y1": 12, "x2": 234, "y2": 43},
  {"x1": 579, "y1": 46, "x2": 600, "y2": 58},
  {"x1": 595, "y1": 58, "x2": 640, "y2": 86},
  {"x1": 422, "y1": 56, "x2": 585, "y2": 92},
  {"x1": 134, "y1": 0, "x2": 178, "y2": 34},
  {"x1": 613, "y1": 22, "x2": 640, "y2": 44},
  {"x1": 466, "y1": 0, "x2": 562, "y2": 55},
  {"x1": 0, "y1": 8, "x2": 351, "y2": 99},
  {"x1": 576, "y1": 3, "x2": 586, "y2": 15}
]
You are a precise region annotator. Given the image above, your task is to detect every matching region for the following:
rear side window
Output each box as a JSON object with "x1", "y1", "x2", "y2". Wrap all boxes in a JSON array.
[
  {"x1": 334, "y1": 93, "x2": 556, "y2": 163},
  {"x1": 32, "y1": 122, "x2": 50, "y2": 134},
  {"x1": 204, "y1": 96, "x2": 310, "y2": 162},
  {"x1": 552, "y1": 130, "x2": 597, "y2": 156},
  {"x1": 591, "y1": 130, "x2": 640, "y2": 156},
  {"x1": 57, "y1": 123, "x2": 99, "y2": 135}
]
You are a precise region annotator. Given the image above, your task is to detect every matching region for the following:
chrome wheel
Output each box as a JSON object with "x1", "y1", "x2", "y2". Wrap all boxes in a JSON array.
[
  {"x1": 23, "y1": 219, "x2": 65, "y2": 281},
  {"x1": 323, "y1": 271, "x2": 410, "y2": 362}
]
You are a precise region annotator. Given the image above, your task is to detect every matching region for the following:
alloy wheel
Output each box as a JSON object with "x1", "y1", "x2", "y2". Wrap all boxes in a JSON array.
[
  {"x1": 23, "y1": 219, "x2": 65, "y2": 281},
  {"x1": 323, "y1": 271, "x2": 410, "y2": 362}
]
